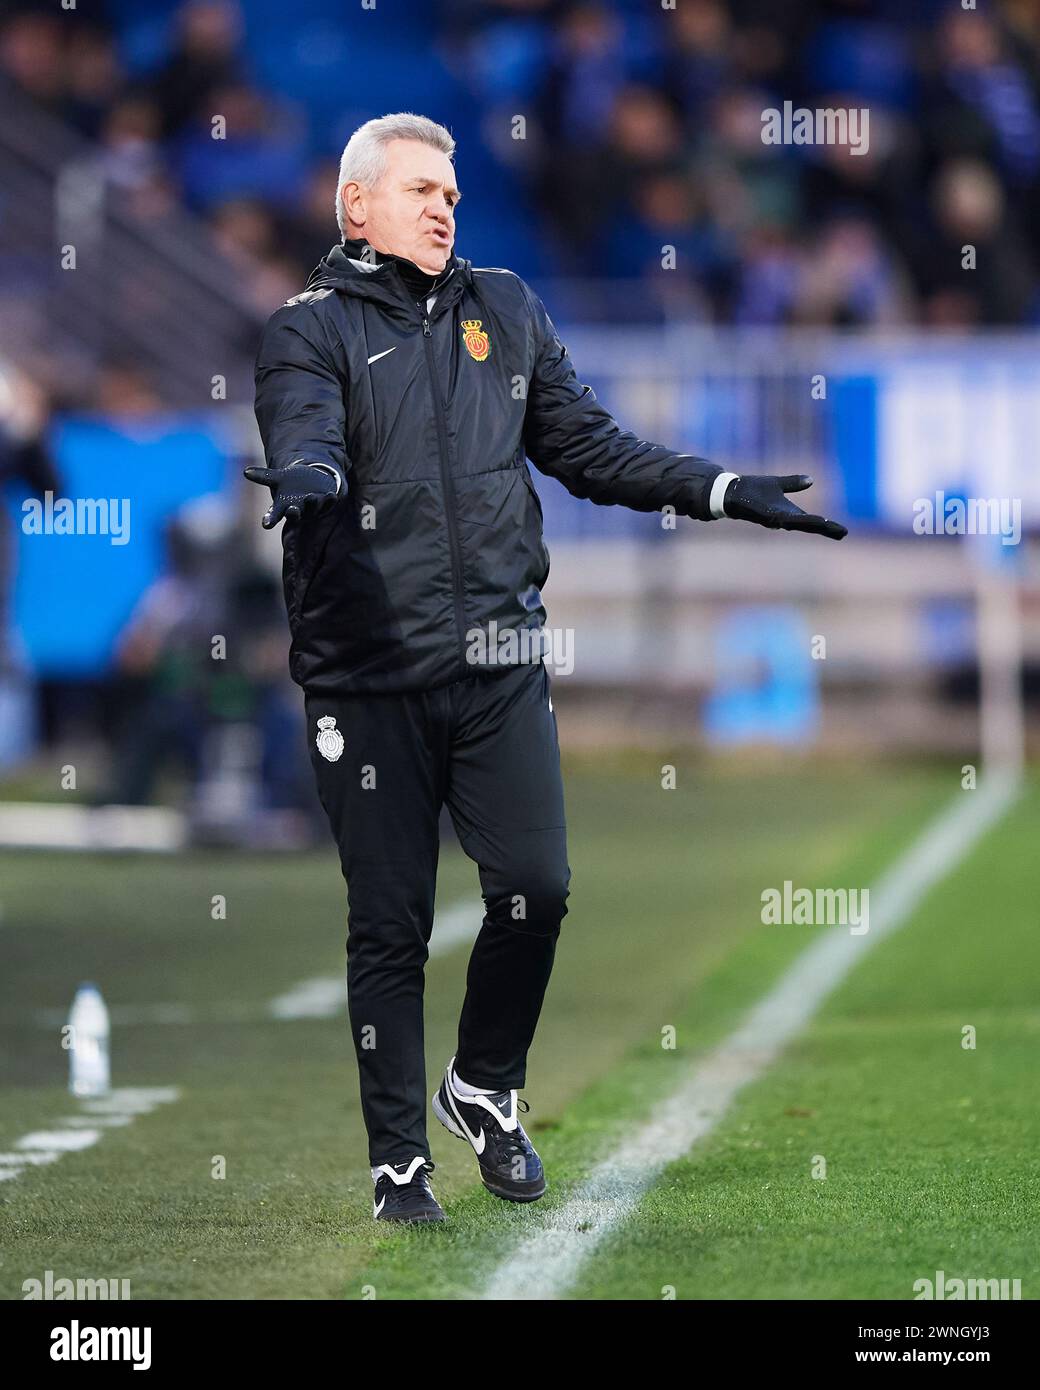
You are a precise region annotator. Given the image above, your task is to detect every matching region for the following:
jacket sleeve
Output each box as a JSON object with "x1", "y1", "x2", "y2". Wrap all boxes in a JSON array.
[
  {"x1": 253, "y1": 302, "x2": 350, "y2": 492},
  {"x1": 520, "y1": 283, "x2": 723, "y2": 520}
]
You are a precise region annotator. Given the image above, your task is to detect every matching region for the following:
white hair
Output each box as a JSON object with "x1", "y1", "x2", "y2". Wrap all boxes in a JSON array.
[{"x1": 335, "y1": 113, "x2": 455, "y2": 235}]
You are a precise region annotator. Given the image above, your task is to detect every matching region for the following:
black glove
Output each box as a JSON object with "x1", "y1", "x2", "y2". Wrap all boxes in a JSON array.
[
  {"x1": 243, "y1": 463, "x2": 339, "y2": 529},
  {"x1": 723, "y1": 474, "x2": 847, "y2": 540}
]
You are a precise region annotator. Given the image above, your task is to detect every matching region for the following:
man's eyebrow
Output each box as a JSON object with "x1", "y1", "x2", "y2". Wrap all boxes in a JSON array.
[{"x1": 405, "y1": 175, "x2": 462, "y2": 201}]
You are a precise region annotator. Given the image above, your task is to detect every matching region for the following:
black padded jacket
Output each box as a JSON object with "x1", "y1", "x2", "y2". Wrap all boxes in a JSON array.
[{"x1": 253, "y1": 242, "x2": 723, "y2": 694}]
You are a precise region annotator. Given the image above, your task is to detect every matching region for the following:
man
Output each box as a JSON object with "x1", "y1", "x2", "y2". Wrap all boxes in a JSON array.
[
  {"x1": 248, "y1": 112, "x2": 846, "y2": 1224},
  {"x1": 0, "y1": 368, "x2": 59, "y2": 770}
]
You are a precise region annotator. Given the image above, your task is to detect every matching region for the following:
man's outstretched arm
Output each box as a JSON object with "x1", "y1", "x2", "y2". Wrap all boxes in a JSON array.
[
  {"x1": 520, "y1": 284, "x2": 846, "y2": 539},
  {"x1": 248, "y1": 304, "x2": 350, "y2": 528}
]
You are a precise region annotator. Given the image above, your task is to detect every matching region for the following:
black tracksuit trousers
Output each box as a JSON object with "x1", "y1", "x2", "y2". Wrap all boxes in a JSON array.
[{"x1": 305, "y1": 660, "x2": 570, "y2": 1165}]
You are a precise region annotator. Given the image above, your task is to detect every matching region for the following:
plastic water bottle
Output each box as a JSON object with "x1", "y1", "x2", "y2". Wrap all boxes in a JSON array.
[{"x1": 67, "y1": 983, "x2": 110, "y2": 1097}]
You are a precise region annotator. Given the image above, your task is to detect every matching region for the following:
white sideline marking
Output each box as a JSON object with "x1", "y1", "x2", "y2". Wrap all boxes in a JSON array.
[
  {"x1": 268, "y1": 895, "x2": 484, "y2": 1020},
  {"x1": 430, "y1": 897, "x2": 487, "y2": 955},
  {"x1": 257, "y1": 897, "x2": 485, "y2": 1021},
  {"x1": 62, "y1": 1115, "x2": 133, "y2": 1128},
  {"x1": 16, "y1": 1129, "x2": 100, "y2": 1152},
  {"x1": 30, "y1": 897, "x2": 485, "y2": 1028},
  {"x1": 0, "y1": 802, "x2": 186, "y2": 853},
  {"x1": 0, "y1": 1086, "x2": 180, "y2": 1186},
  {"x1": 32, "y1": 1002, "x2": 197, "y2": 1028},
  {"x1": 482, "y1": 772, "x2": 1021, "y2": 1301},
  {"x1": 268, "y1": 977, "x2": 345, "y2": 1021}
]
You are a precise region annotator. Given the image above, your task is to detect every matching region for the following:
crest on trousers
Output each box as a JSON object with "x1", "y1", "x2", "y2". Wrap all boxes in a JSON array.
[
  {"x1": 315, "y1": 715, "x2": 344, "y2": 763},
  {"x1": 461, "y1": 319, "x2": 490, "y2": 362}
]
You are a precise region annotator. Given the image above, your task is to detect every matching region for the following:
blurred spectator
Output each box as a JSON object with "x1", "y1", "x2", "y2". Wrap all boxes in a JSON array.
[
  {"x1": 149, "y1": 0, "x2": 245, "y2": 139},
  {"x1": 96, "y1": 361, "x2": 164, "y2": 418},
  {"x1": 270, "y1": 158, "x2": 345, "y2": 269},
  {"x1": 0, "y1": 11, "x2": 65, "y2": 111},
  {"x1": 0, "y1": 366, "x2": 60, "y2": 770},
  {"x1": 664, "y1": 0, "x2": 735, "y2": 122},
  {"x1": 920, "y1": 158, "x2": 1037, "y2": 324},
  {"x1": 933, "y1": 10, "x2": 1040, "y2": 186},
  {"x1": 601, "y1": 169, "x2": 736, "y2": 316},
  {"x1": 63, "y1": 27, "x2": 122, "y2": 140},
  {"x1": 171, "y1": 82, "x2": 308, "y2": 212},
  {"x1": 794, "y1": 217, "x2": 912, "y2": 327},
  {"x1": 109, "y1": 505, "x2": 221, "y2": 807},
  {"x1": 97, "y1": 96, "x2": 167, "y2": 197},
  {"x1": 733, "y1": 225, "x2": 807, "y2": 326},
  {"x1": 108, "y1": 495, "x2": 315, "y2": 830}
]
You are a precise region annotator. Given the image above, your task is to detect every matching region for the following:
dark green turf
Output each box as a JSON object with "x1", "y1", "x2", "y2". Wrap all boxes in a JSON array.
[
  {"x1": 0, "y1": 759, "x2": 966, "y2": 1298},
  {"x1": 568, "y1": 777, "x2": 1040, "y2": 1300}
]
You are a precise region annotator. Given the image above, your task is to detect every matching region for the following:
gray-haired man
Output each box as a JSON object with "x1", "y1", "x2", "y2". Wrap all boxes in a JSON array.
[{"x1": 247, "y1": 112, "x2": 846, "y2": 1222}]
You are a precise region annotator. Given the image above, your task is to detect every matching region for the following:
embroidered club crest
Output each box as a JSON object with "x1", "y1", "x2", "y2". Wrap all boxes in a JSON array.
[
  {"x1": 461, "y1": 319, "x2": 490, "y2": 362},
  {"x1": 315, "y1": 715, "x2": 344, "y2": 763}
]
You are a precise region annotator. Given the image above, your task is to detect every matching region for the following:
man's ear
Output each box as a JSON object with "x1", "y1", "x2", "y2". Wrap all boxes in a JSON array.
[{"x1": 342, "y1": 181, "x2": 365, "y2": 232}]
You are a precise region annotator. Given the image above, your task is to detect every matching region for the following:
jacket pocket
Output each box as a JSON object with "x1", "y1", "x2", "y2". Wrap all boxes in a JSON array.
[
  {"x1": 286, "y1": 506, "x2": 343, "y2": 632},
  {"x1": 520, "y1": 465, "x2": 544, "y2": 523},
  {"x1": 519, "y1": 467, "x2": 550, "y2": 586},
  {"x1": 281, "y1": 531, "x2": 301, "y2": 633}
]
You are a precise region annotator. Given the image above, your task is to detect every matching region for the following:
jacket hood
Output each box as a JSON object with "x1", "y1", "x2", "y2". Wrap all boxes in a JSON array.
[{"x1": 304, "y1": 242, "x2": 471, "y2": 316}]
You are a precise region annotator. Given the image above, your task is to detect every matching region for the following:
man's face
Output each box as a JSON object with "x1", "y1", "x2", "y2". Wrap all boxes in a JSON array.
[{"x1": 343, "y1": 139, "x2": 460, "y2": 273}]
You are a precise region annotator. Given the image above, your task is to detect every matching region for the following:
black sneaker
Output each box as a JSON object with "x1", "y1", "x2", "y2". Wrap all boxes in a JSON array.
[
  {"x1": 372, "y1": 1157, "x2": 445, "y2": 1223},
  {"x1": 432, "y1": 1057, "x2": 546, "y2": 1203}
]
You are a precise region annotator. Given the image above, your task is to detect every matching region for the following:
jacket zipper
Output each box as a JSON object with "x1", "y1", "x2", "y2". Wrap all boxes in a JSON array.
[{"x1": 422, "y1": 313, "x2": 469, "y2": 677}]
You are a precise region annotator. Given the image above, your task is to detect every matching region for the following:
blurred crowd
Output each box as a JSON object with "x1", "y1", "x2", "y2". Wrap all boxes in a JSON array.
[
  {"x1": 2, "y1": 0, "x2": 1040, "y2": 327},
  {"x1": 527, "y1": 0, "x2": 1040, "y2": 324}
]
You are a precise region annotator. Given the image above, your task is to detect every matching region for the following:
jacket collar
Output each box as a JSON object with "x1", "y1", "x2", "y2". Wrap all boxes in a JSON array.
[
  {"x1": 304, "y1": 242, "x2": 471, "y2": 321},
  {"x1": 340, "y1": 236, "x2": 455, "y2": 296}
]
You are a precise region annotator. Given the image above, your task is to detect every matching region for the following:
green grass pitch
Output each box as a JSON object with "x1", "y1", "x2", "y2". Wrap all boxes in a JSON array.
[{"x1": 0, "y1": 758, "x2": 1035, "y2": 1300}]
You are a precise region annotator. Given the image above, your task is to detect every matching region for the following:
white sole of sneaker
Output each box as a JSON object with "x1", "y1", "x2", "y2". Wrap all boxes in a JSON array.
[{"x1": 432, "y1": 1089, "x2": 467, "y2": 1143}]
